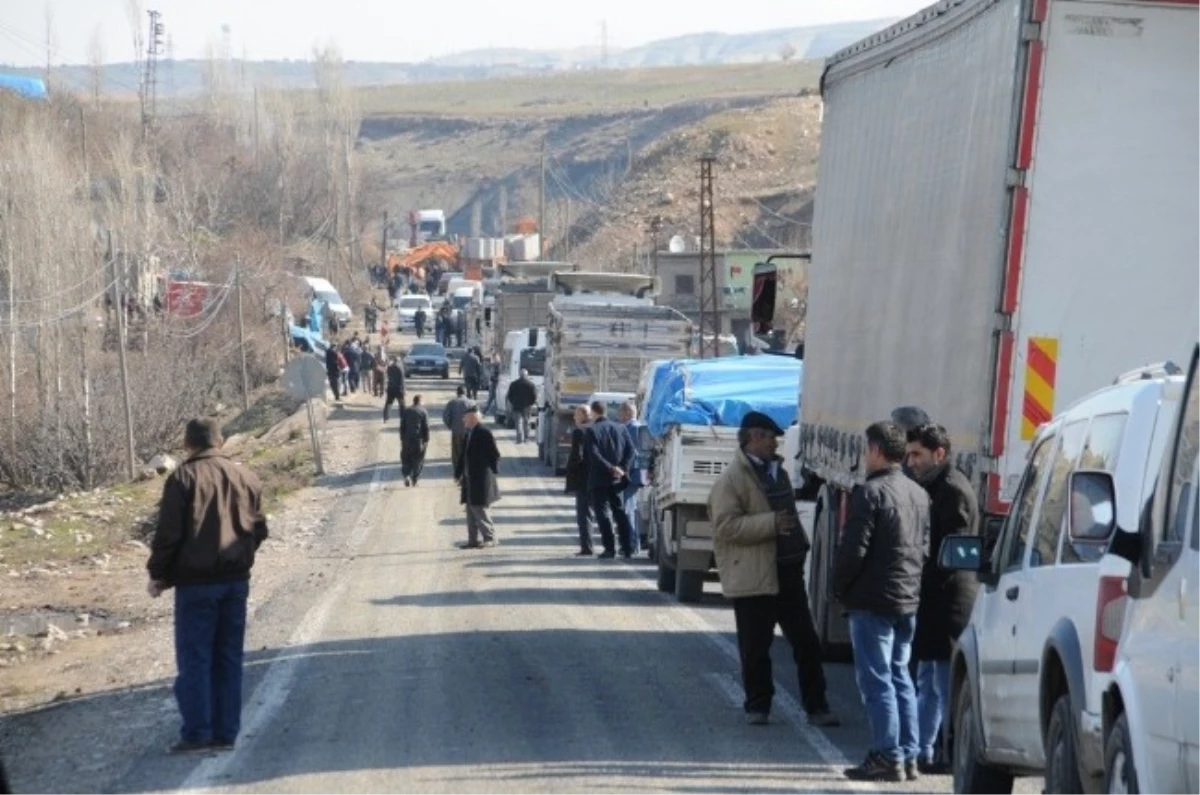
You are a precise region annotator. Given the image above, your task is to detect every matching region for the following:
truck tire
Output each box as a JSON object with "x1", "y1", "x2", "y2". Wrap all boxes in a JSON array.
[
  {"x1": 1103, "y1": 713, "x2": 1138, "y2": 794},
  {"x1": 655, "y1": 522, "x2": 675, "y2": 593},
  {"x1": 675, "y1": 568, "x2": 704, "y2": 603},
  {"x1": 1044, "y1": 693, "x2": 1084, "y2": 794},
  {"x1": 952, "y1": 679, "x2": 1014, "y2": 794}
]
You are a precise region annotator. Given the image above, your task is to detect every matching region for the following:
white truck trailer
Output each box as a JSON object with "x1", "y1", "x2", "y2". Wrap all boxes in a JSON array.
[
  {"x1": 538, "y1": 272, "x2": 693, "y2": 474},
  {"x1": 790, "y1": 0, "x2": 1198, "y2": 652}
]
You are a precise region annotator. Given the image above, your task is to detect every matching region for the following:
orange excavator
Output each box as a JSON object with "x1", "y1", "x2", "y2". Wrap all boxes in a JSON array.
[{"x1": 388, "y1": 240, "x2": 460, "y2": 280}]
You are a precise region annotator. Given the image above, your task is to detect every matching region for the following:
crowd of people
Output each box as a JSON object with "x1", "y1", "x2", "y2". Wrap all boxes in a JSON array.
[{"x1": 708, "y1": 411, "x2": 976, "y2": 783}]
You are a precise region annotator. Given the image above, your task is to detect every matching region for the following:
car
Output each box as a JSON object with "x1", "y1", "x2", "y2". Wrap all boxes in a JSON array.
[
  {"x1": 404, "y1": 342, "x2": 450, "y2": 379},
  {"x1": 938, "y1": 363, "x2": 1184, "y2": 793},
  {"x1": 1100, "y1": 343, "x2": 1198, "y2": 795},
  {"x1": 396, "y1": 295, "x2": 432, "y2": 331}
]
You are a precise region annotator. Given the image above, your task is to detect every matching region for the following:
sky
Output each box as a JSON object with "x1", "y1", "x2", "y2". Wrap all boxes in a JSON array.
[{"x1": 0, "y1": 0, "x2": 933, "y2": 67}]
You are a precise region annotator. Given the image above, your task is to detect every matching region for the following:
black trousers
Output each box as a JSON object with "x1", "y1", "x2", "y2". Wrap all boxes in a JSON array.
[
  {"x1": 383, "y1": 389, "x2": 405, "y2": 421},
  {"x1": 590, "y1": 485, "x2": 633, "y2": 555},
  {"x1": 327, "y1": 371, "x2": 341, "y2": 400},
  {"x1": 732, "y1": 561, "x2": 829, "y2": 716},
  {"x1": 400, "y1": 444, "x2": 425, "y2": 483}
]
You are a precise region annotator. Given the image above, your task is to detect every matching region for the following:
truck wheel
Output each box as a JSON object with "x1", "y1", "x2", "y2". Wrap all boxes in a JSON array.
[
  {"x1": 1044, "y1": 693, "x2": 1084, "y2": 794},
  {"x1": 675, "y1": 568, "x2": 703, "y2": 603},
  {"x1": 952, "y1": 679, "x2": 1014, "y2": 794},
  {"x1": 1104, "y1": 713, "x2": 1138, "y2": 794},
  {"x1": 655, "y1": 530, "x2": 675, "y2": 593}
]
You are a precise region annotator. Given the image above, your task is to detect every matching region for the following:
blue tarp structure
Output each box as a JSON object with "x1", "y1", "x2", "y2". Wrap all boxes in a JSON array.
[
  {"x1": 643, "y1": 355, "x2": 803, "y2": 438},
  {"x1": 0, "y1": 74, "x2": 48, "y2": 100},
  {"x1": 290, "y1": 323, "x2": 328, "y2": 354}
]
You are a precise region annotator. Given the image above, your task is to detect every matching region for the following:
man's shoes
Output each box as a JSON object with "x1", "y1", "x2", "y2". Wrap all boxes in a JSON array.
[
  {"x1": 211, "y1": 740, "x2": 236, "y2": 753},
  {"x1": 480, "y1": 540, "x2": 497, "y2": 548},
  {"x1": 905, "y1": 759, "x2": 921, "y2": 782},
  {"x1": 404, "y1": 477, "x2": 411, "y2": 487},
  {"x1": 745, "y1": 712, "x2": 769, "y2": 726},
  {"x1": 575, "y1": 550, "x2": 594, "y2": 557},
  {"x1": 597, "y1": 550, "x2": 616, "y2": 559},
  {"x1": 806, "y1": 708, "x2": 841, "y2": 728},
  {"x1": 620, "y1": 550, "x2": 632, "y2": 559},
  {"x1": 843, "y1": 751, "x2": 903, "y2": 782},
  {"x1": 917, "y1": 757, "x2": 951, "y2": 775},
  {"x1": 458, "y1": 541, "x2": 483, "y2": 550},
  {"x1": 167, "y1": 740, "x2": 213, "y2": 755}
]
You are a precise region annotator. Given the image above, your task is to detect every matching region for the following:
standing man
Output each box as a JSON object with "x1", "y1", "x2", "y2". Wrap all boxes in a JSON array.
[
  {"x1": 707, "y1": 412, "x2": 839, "y2": 729},
  {"x1": 146, "y1": 419, "x2": 268, "y2": 753},
  {"x1": 383, "y1": 356, "x2": 406, "y2": 422},
  {"x1": 400, "y1": 394, "x2": 430, "y2": 487},
  {"x1": 483, "y1": 353, "x2": 501, "y2": 416},
  {"x1": 454, "y1": 406, "x2": 500, "y2": 549},
  {"x1": 364, "y1": 298, "x2": 379, "y2": 334},
  {"x1": 443, "y1": 385, "x2": 472, "y2": 466},
  {"x1": 359, "y1": 344, "x2": 377, "y2": 397},
  {"x1": 414, "y1": 306, "x2": 427, "y2": 339},
  {"x1": 324, "y1": 344, "x2": 341, "y2": 402},
  {"x1": 505, "y1": 368, "x2": 538, "y2": 445},
  {"x1": 461, "y1": 347, "x2": 483, "y2": 399},
  {"x1": 584, "y1": 400, "x2": 635, "y2": 559},
  {"x1": 833, "y1": 420, "x2": 930, "y2": 782},
  {"x1": 905, "y1": 423, "x2": 979, "y2": 774},
  {"x1": 565, "y1": 405, "x2": 594, "y2": 556},
  {"x1": 617, "y1": 401, "x2": 648, "y2": 556}
]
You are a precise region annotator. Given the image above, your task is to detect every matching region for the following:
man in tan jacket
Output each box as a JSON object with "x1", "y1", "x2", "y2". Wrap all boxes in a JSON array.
[{"x1": 707, "y1": 411, "x2": 838, "y2": 727}]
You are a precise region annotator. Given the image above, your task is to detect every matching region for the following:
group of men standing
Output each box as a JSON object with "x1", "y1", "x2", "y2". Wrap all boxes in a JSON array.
[
  {"x1": 564, "y1": 400, "x2": 647, "y2": 559},
  {"x1": 708, "y1": 412, "x2": 977, "y2": 783}
]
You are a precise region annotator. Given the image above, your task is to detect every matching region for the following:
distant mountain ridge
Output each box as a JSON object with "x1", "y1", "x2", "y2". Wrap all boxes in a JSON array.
[{"x1": 1, "y1": 18, "x2": 894, "y2": 97}]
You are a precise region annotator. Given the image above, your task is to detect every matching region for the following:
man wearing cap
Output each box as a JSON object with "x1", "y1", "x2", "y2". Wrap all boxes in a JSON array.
[
  {"x1": 707, "y1": 411, "x2": 839, "y2": 728},
  {"x1": 454, "y1": 405, "x2": 501, "y2": 549}
]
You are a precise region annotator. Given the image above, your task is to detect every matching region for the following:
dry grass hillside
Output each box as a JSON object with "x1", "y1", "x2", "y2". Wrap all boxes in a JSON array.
[{"x1": 355, "y1": 62, "x2": 823, "y2": 263}]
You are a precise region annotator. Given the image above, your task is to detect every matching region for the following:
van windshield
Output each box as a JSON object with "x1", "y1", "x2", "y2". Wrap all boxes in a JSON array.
[
  {"x1": 519, "y1": 348, "x2": 545, "y2": 377},
  {"x1": 315, "y1": 290, "x2": 342, "y2": 305},
  {"x1": 399, "y1": 297, "x2": 428, "y2": 309}
]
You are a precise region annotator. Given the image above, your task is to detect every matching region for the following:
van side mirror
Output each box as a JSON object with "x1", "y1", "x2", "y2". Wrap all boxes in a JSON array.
[
  {"x1": 938, "y1": 535, "x2": 983, "y2": 572},
  {"x1": 1067, "y1": 470, "x2": 1117, "y2": 542}
]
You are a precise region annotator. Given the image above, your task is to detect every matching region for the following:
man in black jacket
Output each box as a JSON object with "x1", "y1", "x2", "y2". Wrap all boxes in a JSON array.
[
  {"x1": 383, "y1": 357, "x2": 406, "y2": 422},
  {"x1": 147, "y1": 418, "x2": 268, "y2": 754},
  {"x1": 400, "y1": 394, "x2": 430, "y2": 487},
  {"x1": 455, "y1": 406, "x2": 501, "y2": 548},
  {"x1": 565, "y1": 405, "x2": 594, "y2": 555},
  {"x1": 833, "y1": 420, "x2": 930, "y2": 782},
  {"x1": 505, "y1": 369, "x2": 538, "y2": 444},
  {"x1": 584, "y1": 400, "x2": 635, "y2": 558},
  {"x1": 460, "y1": 347, "x2": 483, "y2": 399},
  {"x1": 905, "y1": 423, "x2": 978, "y2": 774}
]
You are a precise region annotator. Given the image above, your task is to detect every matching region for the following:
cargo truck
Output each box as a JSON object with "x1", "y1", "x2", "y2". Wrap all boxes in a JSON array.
[
  {"x1": 787, "y1": 0, "x2": 1199, "y2": 653},
  {"x1": 538, "y1": 272, "x2": 692, "y2": 474},
  {"x1": 473, "y1": 262, "x2": 575, "y2": 358}
]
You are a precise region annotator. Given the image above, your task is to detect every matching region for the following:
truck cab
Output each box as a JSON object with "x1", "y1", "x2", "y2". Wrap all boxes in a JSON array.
[{"x1": 495, "y1": 328, "x2": 546, "y2": 428}]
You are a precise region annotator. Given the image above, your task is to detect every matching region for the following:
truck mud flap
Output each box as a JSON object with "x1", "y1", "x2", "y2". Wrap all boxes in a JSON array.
[{"x1": 809, "y1": 486, "x2": 852, "y2": 661}]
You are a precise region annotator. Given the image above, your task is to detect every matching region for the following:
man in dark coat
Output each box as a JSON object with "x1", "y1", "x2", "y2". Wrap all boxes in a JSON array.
[
  {"x1": 414, "y1": 307, "x2": 427, "y2": 339},
  {"x1": 833, "y1": 420, "x2": 930, "y2": 783},
  {"x1": 905, "y1": 423, "x2": 979, "y2": 774},
  {"x1": 383, "y1": 357, "x2": 406, "y2": 422},
  {"x1": 505, "y1": 369, "x2": 538, "y2": 444},
  {"x1": 460, "y1": 348, "x2": 483, "y2": 399},
  {"x1": 443, "y1": 386, "x2": 472, "y2": 466},
  {"x1": 324, "y1": 345, "x2": 341, "y2": 401},
  {"x1": 147, "y1": 419, "x2": 268, "y2": 753},
  {"x1": 565, "y1": 405, "x2": 594, "y2": 555},
  {"x1": 454, "y1": 406, "x2": 500, "y2": 549},
  {"x1": 400, "y1": 394, "x2": 430, "y2": 487},
  {"x1": 584, "y1": 400, "x2": 635, "y2": 558}
]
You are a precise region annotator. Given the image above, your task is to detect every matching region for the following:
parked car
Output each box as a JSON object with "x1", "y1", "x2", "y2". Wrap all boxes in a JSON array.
[
  {"x1": 396, "y1": 294, "x2": 432, "y2": 331},
  {"x1": 403, "y1": 342, "x2": 450, "y2": 380},
  {"x1": 939, "y1": 363, "x2": 1184, "y2": 793},
  {"x1": 1100, "y1": 343, "x2": 1199, "y2": 794}
]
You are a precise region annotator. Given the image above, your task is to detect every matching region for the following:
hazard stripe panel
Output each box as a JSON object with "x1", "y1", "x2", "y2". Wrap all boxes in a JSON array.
[{"x1": 1021, "y1": 336, "x2": 1058, "y2": 440}]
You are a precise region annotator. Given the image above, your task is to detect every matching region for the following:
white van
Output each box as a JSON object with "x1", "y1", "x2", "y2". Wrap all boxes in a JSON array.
[
  {"x1": 495, "y1": 328, "x2": 545, "y2": 427},
  {"x1": 939, "y1": 363, "x2": 1184, "y2": 793},
  {"x1": 301, "y1": 276, "x2": 352, "y2": 325},
  {"x1": 1101, "y1": 344, "x2": 1199, "y2": 794}
]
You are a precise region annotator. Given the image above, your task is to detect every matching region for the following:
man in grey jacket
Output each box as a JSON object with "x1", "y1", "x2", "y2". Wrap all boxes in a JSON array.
[
  {"x1": 834, "y1": 420, "x2": 930, "y2": 783},
  {"x1": 443, "y1": 386, "x2": 472, "y2": 467}
]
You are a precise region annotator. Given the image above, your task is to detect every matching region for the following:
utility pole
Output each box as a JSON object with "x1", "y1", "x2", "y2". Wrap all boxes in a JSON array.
[
  {"x1": 380, "y1": 211, "x2": 389, "y2": 277},
  {"x1": 564, "y1": 196, "x2": 571, "y2": 259},
  {"x1": 498, "y1": 184, "x2": 508, "y2": 235},
  {"x1": 470, "y1": 194, "x2": 482, "y2": 238},
  {"x1": 538, "y1": 138, "x2": 547, "y2": 250},
  {"x1": 236, "y1": 257, "x2": 250, "y2": 412},
  {"x1": 6, "y1": 212, "x2": 15, "y2": 451},
  {"x1": 142, "y1": 10, "x2": 164, "y2": 140},
  {"x1": 253, "y1": 86, "x2": 260, "y2": 165},
  {"x1": 698, "y1": 155, "x2": 719, "y2": 359},
  {"x1": 80, "y1": 112, "x2": 93, "y2": 489},
  {"x1": 647, "y1": 215, "x2": 663, "y2": 278},
  {"x1": 110, "y1": 232, "x2": 137, "y2": 480}
]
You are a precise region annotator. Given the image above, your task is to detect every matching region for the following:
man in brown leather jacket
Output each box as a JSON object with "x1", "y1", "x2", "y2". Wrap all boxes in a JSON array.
[{"x1": 147, "y1": 418, "x2": 268, "y2": 754}]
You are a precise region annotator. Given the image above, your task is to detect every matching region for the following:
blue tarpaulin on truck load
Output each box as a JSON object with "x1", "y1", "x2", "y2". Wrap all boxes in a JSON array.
[
  {"x1": 644, "y1": 355, "x2": 803, "y2": 438},
  {"x1": 0, "y1": 74, "x2": 48, "y2": 100},
  {"x1": 290, "y1": 323, "x2": 328, "y2": 354}
]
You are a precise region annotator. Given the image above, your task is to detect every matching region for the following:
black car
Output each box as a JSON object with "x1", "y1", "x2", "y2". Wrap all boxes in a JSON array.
[{"x1": 404, "y1": 342, "x2": 450, "y2": 379}]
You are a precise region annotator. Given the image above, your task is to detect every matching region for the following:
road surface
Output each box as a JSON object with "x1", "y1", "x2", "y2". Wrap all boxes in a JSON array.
[{"x1": 110, "y1": 361, "x2": 1023, "y2": 794}]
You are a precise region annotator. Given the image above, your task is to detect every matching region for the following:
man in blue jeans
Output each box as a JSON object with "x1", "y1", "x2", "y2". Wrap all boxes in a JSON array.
[
  {"x1": 833, "y1": 420, "x2": 930, "y2": 782},
  {"x1": 147, "y1": 418, "x2": 268, "y2": 754}
]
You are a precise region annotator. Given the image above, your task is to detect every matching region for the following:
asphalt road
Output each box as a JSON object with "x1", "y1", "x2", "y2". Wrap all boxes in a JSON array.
[{"x1": 119, "y1": 360, "x2": 990, "y2": 794}]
